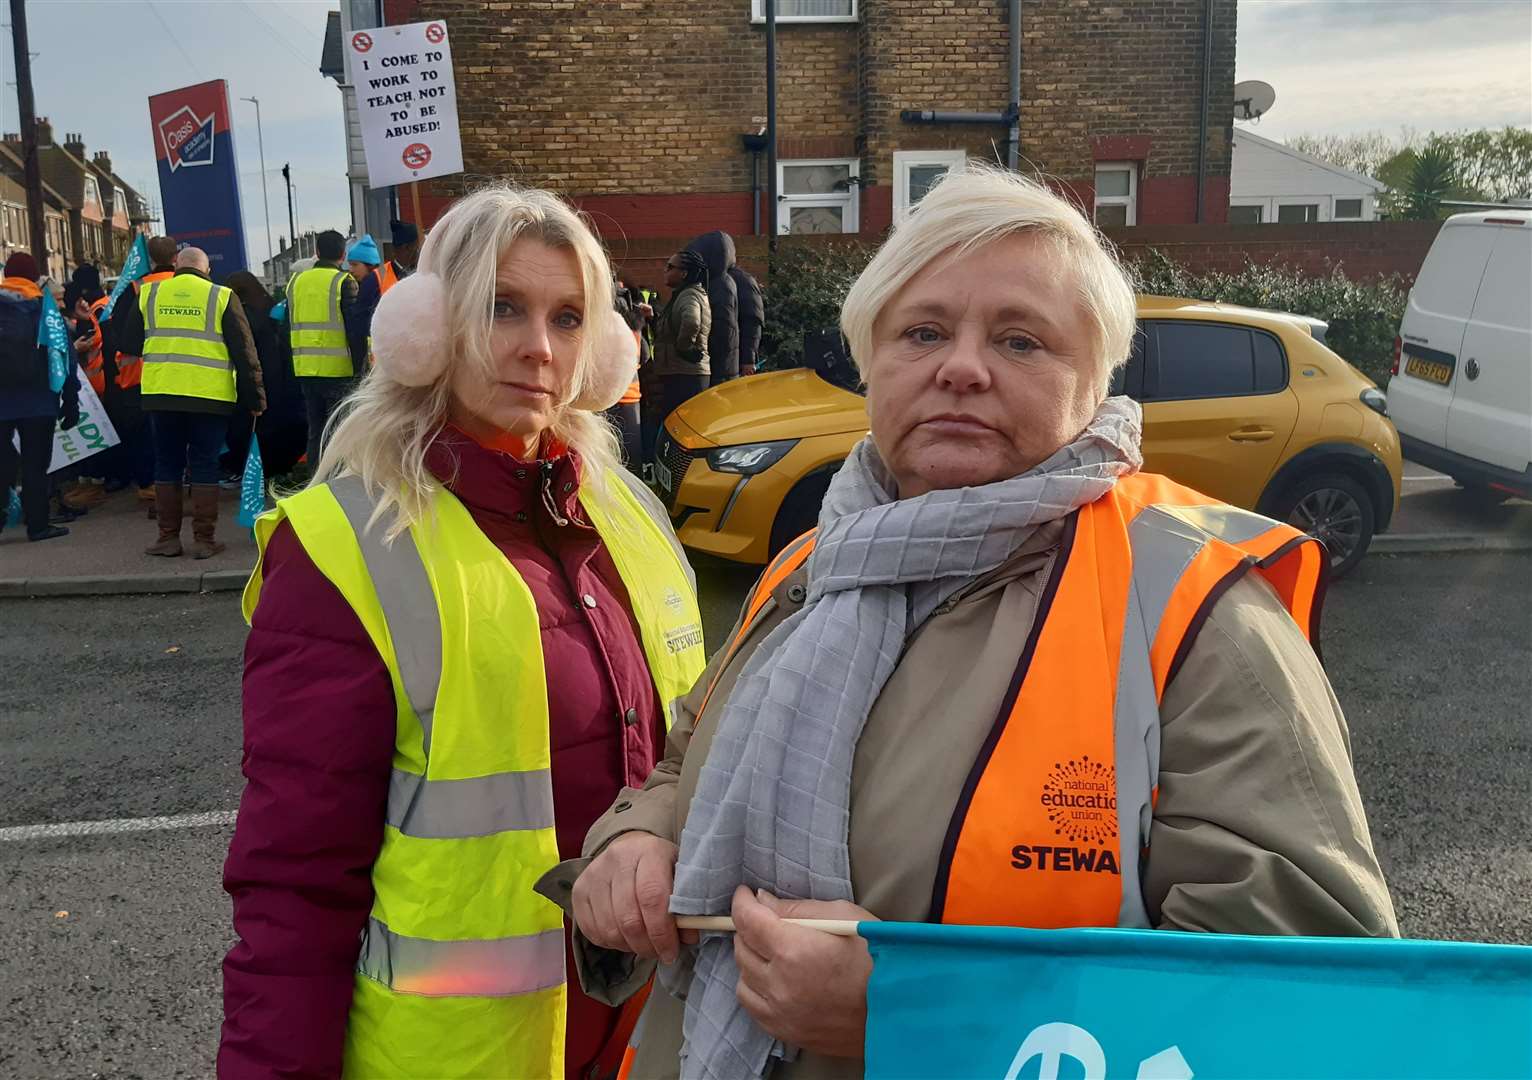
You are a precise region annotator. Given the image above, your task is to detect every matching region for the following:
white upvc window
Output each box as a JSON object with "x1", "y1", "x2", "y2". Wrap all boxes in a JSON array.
[
  {"x1": 1093, "y1": 162, "x2": 1137, "y2": 227},
  {"x1": 777, "y1": 158, "x2": 860, "y2": 235},
  {"x1": 893, "y1": 149, "x2": 966, "y2": 221},
  {"x1": 751, "y1": 0, "x2": 857, "y2": 23},
  {"x1": 1275, "y1": 198, "x2": 1324, "y2": 224},
  {"x1": 83, "y1": 175, "x2": 99, "y2": 208},
  {"x1": 1333, "y1": 196, "x2": 1364, "y2": 220},
  {"x1": 1228, "y1": 199, "x2": 1266, "y2": 225}
]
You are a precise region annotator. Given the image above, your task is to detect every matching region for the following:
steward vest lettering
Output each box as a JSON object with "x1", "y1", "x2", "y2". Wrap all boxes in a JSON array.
[
  {"x1": 243, "y1": 468, "x2": 706, "y2": 1079},
  {"x1": 288, "y1": 266, "x2": 351, "y2": 378},
  {"x1": 711, "y1": 473, "x2": 1325, "y2": 933},
  {"x1": 139, "y1": 274, "x2": 235, "y2": 403}
]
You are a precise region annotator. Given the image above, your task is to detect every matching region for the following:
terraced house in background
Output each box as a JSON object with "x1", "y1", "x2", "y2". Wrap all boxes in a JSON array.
[{"x1": 370, "y1": 0, "x2": 1237, "y2": 250}]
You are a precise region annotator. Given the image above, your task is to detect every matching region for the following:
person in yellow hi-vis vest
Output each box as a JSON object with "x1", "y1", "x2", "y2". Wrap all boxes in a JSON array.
[
  {"x1": 288, "y1": 230, "x2": 368, "y2": 471},
  {"x1": 117, "y1": 245, "x2": 266, "y2": 559},
  {"x1": 219, "y1": 184, "x2": 704, "y2": 1080}
]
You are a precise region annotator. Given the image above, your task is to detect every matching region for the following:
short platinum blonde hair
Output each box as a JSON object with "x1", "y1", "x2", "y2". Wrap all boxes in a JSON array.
[
  {"x1": 840, "y1": 164, "x2": 1138, "y2": 395},
  {"x1": 312, "y1": 184, "x2": 621, "y2": 539}
]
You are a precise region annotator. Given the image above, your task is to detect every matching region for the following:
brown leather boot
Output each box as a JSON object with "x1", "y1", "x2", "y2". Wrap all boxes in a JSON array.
[
  {"x1": 189, "y1": 484, "x2": 225, "y2": 560},
  {"x1": 145, "y1": 483, "x2": 183, "y2": 556}
]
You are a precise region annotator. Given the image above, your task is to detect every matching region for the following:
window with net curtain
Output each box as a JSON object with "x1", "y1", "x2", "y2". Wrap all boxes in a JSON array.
[
  {"x1": 780, "y1": 160, "x2": 858, "y2": 234},
  {"x1": 753, "y1": 0, "x2": 856, "y2": 18}
]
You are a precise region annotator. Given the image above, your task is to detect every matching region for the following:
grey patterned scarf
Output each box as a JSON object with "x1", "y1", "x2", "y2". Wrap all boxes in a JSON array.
[{"x1": 667, "y1": 396, "x2": 1144, "y2": 1079}]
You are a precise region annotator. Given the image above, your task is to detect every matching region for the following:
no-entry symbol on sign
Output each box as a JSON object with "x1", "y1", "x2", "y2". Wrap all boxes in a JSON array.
[
  {"x1": 425, "y1": 23, "x2": 445, "y2": 43},
  {"x1": 351, "y1": 31, "x2": 373, "y2": 52},
  {"x1": 403, "y1": 143, "x2": 433, "y2": 170}
]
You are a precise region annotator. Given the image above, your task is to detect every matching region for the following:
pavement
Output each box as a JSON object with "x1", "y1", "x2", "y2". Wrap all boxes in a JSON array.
[
  {"x1": 2, "y1": 462, "x2": 1530, "y2": 597},
  {"x1": 0, "y1": 484, "x2": 257, "y2": 597},
  {"x1": 1, "y1": 554, "x2": 1527, "y2": 1077}
]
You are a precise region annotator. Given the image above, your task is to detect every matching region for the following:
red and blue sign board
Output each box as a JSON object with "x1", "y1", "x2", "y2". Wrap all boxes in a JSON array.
[{"x1": 148, "y1": 79, "x2": 249, "y2": 278}]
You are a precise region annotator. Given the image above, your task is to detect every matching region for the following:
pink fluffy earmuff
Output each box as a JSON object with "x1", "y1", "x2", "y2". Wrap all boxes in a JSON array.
[{"x1": 370, "y1": 270, "x2": 640, "y2": 412}]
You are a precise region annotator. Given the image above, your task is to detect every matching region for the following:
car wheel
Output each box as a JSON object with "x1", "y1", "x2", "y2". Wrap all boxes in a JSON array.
[
  {"x1": 1274, "y1": 473, "x2": 1376, "y2": 578},
  {"x1": 769, "y1": 471, "x2": 835, "y2": 558}
]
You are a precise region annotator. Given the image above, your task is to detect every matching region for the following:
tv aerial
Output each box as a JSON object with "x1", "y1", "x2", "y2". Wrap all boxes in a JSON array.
[{"x1": 1232, "y1": 80, "x2": 1276, "y2": 122}]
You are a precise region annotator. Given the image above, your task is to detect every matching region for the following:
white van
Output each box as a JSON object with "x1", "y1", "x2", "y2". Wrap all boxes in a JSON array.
[{"x1": 1387, "y1": 211, "x2": 1532, "y2": 497}]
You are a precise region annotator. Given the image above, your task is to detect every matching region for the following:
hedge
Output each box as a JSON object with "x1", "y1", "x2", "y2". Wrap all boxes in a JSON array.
[{"x1": 1129, "y1": 251, "x2": 1408, "y2": 387}]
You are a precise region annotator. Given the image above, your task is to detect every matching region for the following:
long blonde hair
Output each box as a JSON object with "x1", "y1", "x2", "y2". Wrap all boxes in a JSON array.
[{"x1": 311, "y1": 184, "x2": 621, "y2": 539}]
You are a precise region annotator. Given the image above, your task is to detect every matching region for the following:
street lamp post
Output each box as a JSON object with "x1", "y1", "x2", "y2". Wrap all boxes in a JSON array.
[{"x1": 240, "y1": 96, "x2": 274, "y2": 274}]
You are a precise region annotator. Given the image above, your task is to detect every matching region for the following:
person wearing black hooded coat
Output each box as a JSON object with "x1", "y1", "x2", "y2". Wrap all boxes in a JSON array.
[{"x1": 685, "y1": 230, "x2": 739, "y2": 385}]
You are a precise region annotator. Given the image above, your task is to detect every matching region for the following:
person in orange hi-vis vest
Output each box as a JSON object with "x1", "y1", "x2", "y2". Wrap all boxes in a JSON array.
[
  {"x1": 105, "y1": 236, "x2": 180, "y2": 509},
  {"x1": 553, "y1": 167, "x2": 1399, "y2": 1080}
]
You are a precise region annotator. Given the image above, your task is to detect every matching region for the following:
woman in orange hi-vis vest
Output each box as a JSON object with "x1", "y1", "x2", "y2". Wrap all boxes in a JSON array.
[{"x1": 553, "y1": 167, "x2": 1400, "y2": 1080}]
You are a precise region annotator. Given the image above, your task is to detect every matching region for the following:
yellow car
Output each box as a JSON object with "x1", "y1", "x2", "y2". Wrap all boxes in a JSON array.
[{"x1": 655, "y1": 296, "x2": 1402, "y2": 575}]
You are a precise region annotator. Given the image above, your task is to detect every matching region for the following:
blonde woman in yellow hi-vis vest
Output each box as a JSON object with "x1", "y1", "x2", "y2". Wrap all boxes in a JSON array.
[
  {"x1": 287, "y1": 230, "x2": 368, "y2": 472},
  {"x1": 562, "y1": 167, "x2": 1399, "y2": 1080},
  {"x1": 219, "y1": 186, "x2": 708, "y2": 1080}
]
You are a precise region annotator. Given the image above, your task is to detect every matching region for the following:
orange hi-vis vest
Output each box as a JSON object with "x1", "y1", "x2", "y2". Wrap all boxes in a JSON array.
[
  {"x1": 372, "y1": 261, "x2": 400, "y2": 295},
  {"x1": 709, "y1": 472, "x2": 1326, "y2": 929},
  {"x1": 80, "y1": 296, "x2": 108, "y2": 394},
  {"x1": 114, "y1": 270, "x2": 175, "y2": 390}
]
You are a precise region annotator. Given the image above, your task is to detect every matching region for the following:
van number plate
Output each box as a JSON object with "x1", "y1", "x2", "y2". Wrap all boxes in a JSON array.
[{"x1": 1405, "y1": 356, "x2": 1453, "y2": 385}]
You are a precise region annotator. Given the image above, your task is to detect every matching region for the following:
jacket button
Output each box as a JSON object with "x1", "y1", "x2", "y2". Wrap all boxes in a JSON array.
[
  {"x1": 582, "y1": 594, "x2": 598, "y2": 609},
  {"x1": 787, "y1": 584, "x2": 807, "y2": 604},
  {"x1": 515, "y1": 468, "x2": 527, "y2": 480},
  {"x1": 614, "y1": 800, "x2": 632, "y2": 813},
  {"x1": 514, "y1": 511, "x2": 528, "y2": 523},
  {"x1": 623, "y1": 708, "x2": 639, "y2": 727},
  {"x1": 563, "y1": 481, "x2": 574, "y2": 494}
]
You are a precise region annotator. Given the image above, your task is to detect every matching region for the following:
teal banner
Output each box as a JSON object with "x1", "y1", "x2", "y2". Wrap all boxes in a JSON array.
[
  {"x1": 861, "y1": 922, "x2": 1532, "y2": 1079},
  {"x1": 102, "y1": 233, "x2": 150, "y2": 320},
  {"x1": 38, "y1": 281, "x2": 70, "y2": 393}
]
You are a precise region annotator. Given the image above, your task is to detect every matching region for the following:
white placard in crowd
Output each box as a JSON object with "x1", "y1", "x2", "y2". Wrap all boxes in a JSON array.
[
  {"x1": 7, "y1": 367, "x2": 121, "y2": 475},
  {"x1": 49, "y1": 373, "x2": 120, "y2": 473},
  {"x1": 348, "y1": 20, "x2": 464, "y2": 189}
]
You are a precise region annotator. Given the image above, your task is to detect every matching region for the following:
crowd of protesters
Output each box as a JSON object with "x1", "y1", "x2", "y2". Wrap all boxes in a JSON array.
[{"x1": 0, "y1": 218, "x2": 422, "y2": 551}]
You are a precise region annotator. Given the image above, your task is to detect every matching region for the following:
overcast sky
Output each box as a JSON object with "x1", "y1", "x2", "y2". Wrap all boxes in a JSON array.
[{"x1": 2, "y1": 1, "x2": 1529, "y2": 270}]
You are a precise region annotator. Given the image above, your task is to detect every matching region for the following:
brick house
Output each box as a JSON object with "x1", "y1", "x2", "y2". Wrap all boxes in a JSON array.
[
  {"x1": 87, "y1": 150, "x2": 154, "y2": 268},
  {"x1": 0, "y1": 139, "x2": 76, "y2": 282},
  {"x1": 25, "y1": 120, "x2": 111, "y2": 270},
  {"x1": 379, "y1": 0, "x2": 1235, "y2": 253}
]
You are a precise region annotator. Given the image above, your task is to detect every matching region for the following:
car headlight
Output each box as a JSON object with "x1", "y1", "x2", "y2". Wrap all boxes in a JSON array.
[
  {"x1": 707, "y1": 440, "x2": 798, "y2": 475},
  {"x1": 1359, "y1": 388, "x2": 1388, "y2": 416}
]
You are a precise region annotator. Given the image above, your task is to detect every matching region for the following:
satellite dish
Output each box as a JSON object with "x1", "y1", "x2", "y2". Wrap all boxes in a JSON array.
[{"x1": 1233, "y1": 80, "x2": 1276, "y2": 122}]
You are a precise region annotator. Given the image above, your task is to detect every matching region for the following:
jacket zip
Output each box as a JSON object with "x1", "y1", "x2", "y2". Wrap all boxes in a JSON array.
[{"x1": 540, "y1": 460, "x2": 570, "y2": 527}]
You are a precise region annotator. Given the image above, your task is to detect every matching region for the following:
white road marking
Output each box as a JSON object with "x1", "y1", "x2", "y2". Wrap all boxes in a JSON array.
[
  {"x1": 0, "y1": 810, "x2": 237, "y2": 843},
  {"x1": 1403, "y1": 474, "x2": 1451, "y2": 482}
]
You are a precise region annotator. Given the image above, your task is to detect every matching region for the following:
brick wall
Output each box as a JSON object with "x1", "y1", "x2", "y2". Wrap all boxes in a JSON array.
[
  {"x1": 385, "y1": 0, "x2": 1236, "y2": 240},
  {"x1": 1108, "y1": 220, "x2": 1443, "y2": 283}
]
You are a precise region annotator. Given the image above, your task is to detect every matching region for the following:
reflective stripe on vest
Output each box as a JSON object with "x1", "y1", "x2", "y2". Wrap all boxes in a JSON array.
[
  {"x1": 80, "y1": 308, "x2": 105, "y2": 394},
  {"x1": 288, "y1": 266, "x2": 351, "y2": 377},
  {"x1": 710, "y1": 473, "x2": 1324, "y2": 934},
  {"x1": 374, "y1": 261, "x2": 400, "y2": 295},
  {"x1": 139, "y1": 275, "x2": 235, "y2": 403},
  {"x1": 242, "y1": 469, "x2": 706, "y2": 1079}
]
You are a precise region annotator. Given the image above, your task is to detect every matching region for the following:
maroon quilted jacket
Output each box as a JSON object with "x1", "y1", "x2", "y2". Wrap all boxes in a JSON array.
[{"x1": 219, "y1": 429, "x2": 666, "y2": 1079}]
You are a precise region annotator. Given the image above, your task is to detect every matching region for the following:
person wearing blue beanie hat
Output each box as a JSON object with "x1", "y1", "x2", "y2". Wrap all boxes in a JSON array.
[{"x1": 346, "y1": 234, "x2": 381, "y2": 281}]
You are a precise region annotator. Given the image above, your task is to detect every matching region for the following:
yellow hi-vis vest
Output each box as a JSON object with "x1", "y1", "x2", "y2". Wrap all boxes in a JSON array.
[
  {"x1": 242, "y1": 469, "x2": 708, "y2": 1079},
  {"x1": 288, "y1": 265, "x2": 352, "y2": 378},
  {"x1": 139, "y1": 273, "x2": 235, "y2": 403}
]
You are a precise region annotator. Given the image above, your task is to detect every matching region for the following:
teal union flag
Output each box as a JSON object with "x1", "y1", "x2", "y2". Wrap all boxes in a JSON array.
[{"x1": 860, "y1": 922, "x2": 1532, "y2": 1080}]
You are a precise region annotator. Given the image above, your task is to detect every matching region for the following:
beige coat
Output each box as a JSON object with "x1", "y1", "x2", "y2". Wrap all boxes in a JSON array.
[{"x1": 541, "y1": 518, "x2": 1398, "y2": 1080}]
